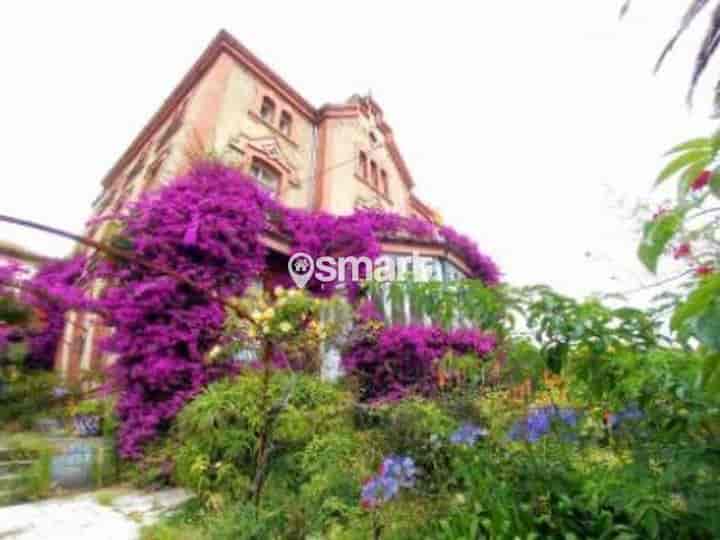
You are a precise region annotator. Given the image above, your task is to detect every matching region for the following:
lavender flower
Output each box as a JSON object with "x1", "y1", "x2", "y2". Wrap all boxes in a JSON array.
[
  {"x1": 361, "y1": 455, "x2": 416, "y2": 508},
  {"x1": 508, "y1": 406, "x2": 580, "y2": 443},
  {"x1": 361, "y1": 475, "x2": 400, "y2": 508},
  {"x1": 450, "y1": 423, "x2": 488, "y2": 446},
  {"x1": 380, "y1": 455, "x2": 417, "y2": 488}
]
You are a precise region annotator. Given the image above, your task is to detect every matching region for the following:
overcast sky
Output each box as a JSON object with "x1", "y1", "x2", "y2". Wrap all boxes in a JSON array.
[{"x1": 1, "y1": 1, "x2": 718, "y2": 301}]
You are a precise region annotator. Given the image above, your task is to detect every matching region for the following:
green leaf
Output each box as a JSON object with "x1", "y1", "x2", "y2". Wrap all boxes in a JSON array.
[
  {"x1": 670, "y1": 273, "x2": 720, "y2": 332},
  {"x1": 701, "y1": 353, "x2": 720, "y2": 393},
  {"x1": 695, "y1": 299, "x2": 720, "y2": 350},
  {"x1": 665, "y1": 136, "x2": 711, "y2": 155},
  {"x1": 637, "y1": 210, "x2": 684, "y2": 273},
  {"x1": 656, "y1": 150, "x2": 710, "y2": 185}
]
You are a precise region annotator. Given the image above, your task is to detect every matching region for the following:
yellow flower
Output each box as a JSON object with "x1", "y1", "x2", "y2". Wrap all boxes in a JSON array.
[
  {"x1": 274, "y1": 285, "x2": 285, "y2": 297},
  {"x1": 251, "y1": 310, "x2": 262, "y2": 321},
  {"x1": 262, "y1": 308, "x2": 275, "y2": 320},
  {"x1": 279, "y1": 321, "x2": 292, "y2": 333},
  {"x1": 287, "y1": 289, "x2": 299, "y2": 297}
]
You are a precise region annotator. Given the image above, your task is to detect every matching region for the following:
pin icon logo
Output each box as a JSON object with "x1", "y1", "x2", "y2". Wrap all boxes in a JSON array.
[{"x1": 288, "y1": 252, "x2": 314, "y2": 288}]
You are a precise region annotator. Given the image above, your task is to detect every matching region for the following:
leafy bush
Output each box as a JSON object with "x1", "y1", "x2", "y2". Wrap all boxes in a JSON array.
[
  {"x1": 0, "y1": 370, "x2": 61, "y2": 430},
  {"x1": 4, "y1": 433, "x2": 55, "y2": 502},
  {"x1": 174, "y1": 371, "x2": 353, "y2": 508}
]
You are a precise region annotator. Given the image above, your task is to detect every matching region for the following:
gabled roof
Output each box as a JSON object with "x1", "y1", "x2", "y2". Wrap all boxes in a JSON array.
[{"x1": 100, "y1": 30, "x2": 416, "y2": 192}]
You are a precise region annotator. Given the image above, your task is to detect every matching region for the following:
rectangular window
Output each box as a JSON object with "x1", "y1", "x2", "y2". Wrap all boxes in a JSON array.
[
  {"x1": 380, "y1": 169, "x2": 388, "y2": 195},
  {"x1": 260, "y1": 97, "x2": 276, "y2": 123},
  {"x1": 250, "y1": 157, "x2": 281, "y2": 193},
  {"x1": 279, "y1": 111, "x2": 292, "y2": 136},
  {"x1": 358, "y1": 151, "x2": 368, "y2": 179},
  {"x1": 370, "y1": 161, "x2": 379, "y2": 188}
]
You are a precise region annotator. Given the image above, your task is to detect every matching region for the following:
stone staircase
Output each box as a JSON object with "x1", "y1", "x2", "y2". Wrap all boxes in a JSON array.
[{"x1": 0, "y1": 446, "x2": 33, "y2": 505}]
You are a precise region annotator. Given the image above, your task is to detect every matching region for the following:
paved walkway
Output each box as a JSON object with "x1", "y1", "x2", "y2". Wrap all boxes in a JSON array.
[{"x1": 0, "y1": 488, "x2": 192, "y2": 540}]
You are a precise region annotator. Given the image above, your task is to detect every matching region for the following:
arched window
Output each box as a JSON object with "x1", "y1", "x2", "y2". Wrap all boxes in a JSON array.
[
  {"x1": 358, "y1": 151, "x2": 368, "y2": 179},
  {"x1": 250, "y1": 157, "x2": 281, "y2": 194},
  {"x1": 370, "y1": 161, "x2": 379, "y2": 188},
  {"x1": 369, "y1": 131, "x2": 378, "y2": 146},
  {"x1": 260, "y1": 97, "x2": 276, "y2": 123},
  {"x1": 279, "y1": 111, "x2": 292, "y2": 136},
  {"x1": 380, "y1": 169, "x2": 389, "y2": 195}
]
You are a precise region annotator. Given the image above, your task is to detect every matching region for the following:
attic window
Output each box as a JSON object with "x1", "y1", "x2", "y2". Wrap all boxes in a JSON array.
[
  {"x1": 260, "y1": 97, "x2": 276, "y2": 123},
  {"x1": 279, "y1": 111, "x2": 292, "y2": 136}
]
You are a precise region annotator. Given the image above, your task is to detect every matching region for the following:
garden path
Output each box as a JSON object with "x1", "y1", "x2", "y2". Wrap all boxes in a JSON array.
[{"x1": 0, "y1": 488, "x2": 192, "y2": 539}]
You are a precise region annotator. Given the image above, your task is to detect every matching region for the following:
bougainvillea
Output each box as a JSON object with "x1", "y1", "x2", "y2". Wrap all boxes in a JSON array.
[
  {"x1": 22, "y1": 255, "x2": 88, "y2": 370},
  {"x1": 84, "y1": 162, "x2": 499, "y2": 457},
  {"x1": 0, "y1": 256, "x2": 87, "y2": 370},
  {"x1": 93, "y1": 164, "x2": 274, "y2": 458},
  {"x1": 342, "y1": 322, "x2": 497, "y2": 402}
]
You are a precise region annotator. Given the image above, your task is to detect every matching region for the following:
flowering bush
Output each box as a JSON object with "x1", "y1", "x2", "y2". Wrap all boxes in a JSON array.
[
  {"x1": 22, "y1": 256, "x2": 88, "y2": 370},
  {"x1": 342, "y1": 321, "x2": 497, "y2": 402},
  {"x1": 0, "y1": 256, "x2": 87, "y2": 370}
]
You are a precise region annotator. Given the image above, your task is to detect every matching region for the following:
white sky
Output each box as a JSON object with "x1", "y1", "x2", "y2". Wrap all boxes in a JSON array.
[{"x1": 1, "y1": 1, "x2": 718, "y2": 301}]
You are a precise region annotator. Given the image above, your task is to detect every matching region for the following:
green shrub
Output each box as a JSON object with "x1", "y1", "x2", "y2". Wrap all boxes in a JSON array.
[
  {"x1": 174, "y1": 371, "x2": 353, "y2": 508},
  {"x1": 372, "y1": 397, "x2": 457, "y2": 491},
  {"x1": 0, "y1": 371, "x2": 61, "y2": 430},
  {"x1": 5, "y1": 433, "x2": 55, "y2": 502}
]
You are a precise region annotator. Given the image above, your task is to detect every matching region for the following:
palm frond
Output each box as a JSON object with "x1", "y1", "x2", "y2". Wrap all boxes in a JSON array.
[
  {"x1": 654, "y1": 0, "x2": 711, "y2": 74},
  {"x1": 688, "y1": 2, "x2": 720, "y2": 107},
  {"x1": 619, "y1": 0, "x2": 632, "y2": 19}
]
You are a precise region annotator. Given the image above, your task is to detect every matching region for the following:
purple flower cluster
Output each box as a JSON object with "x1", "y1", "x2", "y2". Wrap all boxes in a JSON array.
[
  {"x1": 450, "y1": 423, "x2": 488, "y2": 446},
  {"x1": 342, "y1": 324, "x2": 497, "y2": 402},
  {"x1": 606, "y1": 404, "x2": 643, "y2": 430},
  {"x1": 439, "y1": 226, "x2": 501, "y2": 285},
  {"x1": 361, "y1": 455, "x2": 417, "y2": 508},
  {"x1": 0, "y1": 256, "x2": 87, "y2": 370},
  {"x1": 22, "y1": 256, "x2": 88, "y2": 370},
  {"x1": 94, "y1": 164, "x2": 274, "y2": 457},
  {"x1": 508, "y1": 406, "x2": 580, "y2": 443},
  {"x1": 0, "y1": 261, "x2": 24, "y2": 355}
]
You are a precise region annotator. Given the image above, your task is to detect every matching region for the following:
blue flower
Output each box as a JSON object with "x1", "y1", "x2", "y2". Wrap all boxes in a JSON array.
[
  {"x1": 508, "y1": 406, "x2": 580, "y2": 443},
  {"x1": 361, "y1": 475, "x2": 399, "y2": 508},
  {"x1": 450, "y1": 423, "x2": 488, "y2": 446},
  {"x1": 361, "y1": 455, "x2": 417, "y2": 508},
  {"x1": 380, "y1": 455, "x2": 417, "y2": 488},
  {"x1": 607, "y1": 404, "x2": 644, "y2": 430}
]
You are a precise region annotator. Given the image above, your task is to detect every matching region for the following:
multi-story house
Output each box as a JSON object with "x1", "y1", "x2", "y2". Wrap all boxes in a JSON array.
[{"x1": 56, "y1": 30, "x2": 483, "y2": 377}]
